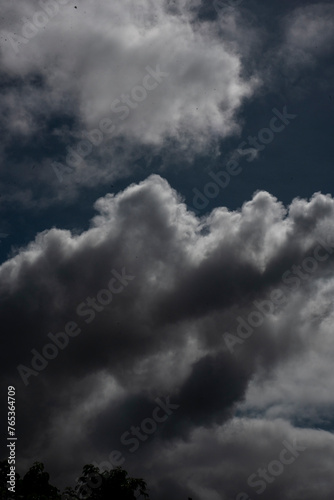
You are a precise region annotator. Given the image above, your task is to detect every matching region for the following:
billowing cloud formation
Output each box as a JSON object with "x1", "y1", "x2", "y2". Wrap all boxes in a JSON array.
[
  {"x1": 1, "y1": 0, "x2": 255, "y2": 143},
  {"x1": 0, "y1": 0, "x2": 258, "y2": 209},
  {"x1": 134, "y1": 417, "x2": 334, "y2": 500},
  {"x1": 1, "y1": 175, "x2": 334, "y2": 497}
]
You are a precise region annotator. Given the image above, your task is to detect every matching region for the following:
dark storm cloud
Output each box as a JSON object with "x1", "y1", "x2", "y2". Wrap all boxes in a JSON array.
[
  {"x1": 90, "y1": 351, "x2": 252, "y2": 455},
  {"x1": 1, "y1": 175, "x2": 334, "y2": 498},
  {"x1": 0, "y1": 0, "x2": 333, "y2": 498}
]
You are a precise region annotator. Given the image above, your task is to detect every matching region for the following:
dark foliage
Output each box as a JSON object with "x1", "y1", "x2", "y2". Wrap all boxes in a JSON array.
[{"x1": 0, "y1": 460, "x2": 150, "y2": 500}]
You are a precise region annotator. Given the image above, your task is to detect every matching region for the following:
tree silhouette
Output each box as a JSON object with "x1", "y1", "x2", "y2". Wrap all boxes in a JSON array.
[
  {"x1": 66, "y1": 464, "x2": 149, "y2": 499},
  {"x1": 19, "y1": 461, "x2": 60, "y2": 499},
  {"x1": 0, "y1": 460, "x2": 60, "y2": 499},
  {"x1": 0, "y1": 460, "x2": 150, "y2": 500},
  {"x1": 0, "y1": 459, "x2": 19, "y2": 500}
]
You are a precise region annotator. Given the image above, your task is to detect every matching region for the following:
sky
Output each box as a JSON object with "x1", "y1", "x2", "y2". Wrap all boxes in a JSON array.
[{"x1": 1, "y1": 0, "x2": 334, "y2": 498}]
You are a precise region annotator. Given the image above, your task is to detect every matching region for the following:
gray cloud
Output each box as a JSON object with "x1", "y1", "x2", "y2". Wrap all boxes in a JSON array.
[
  {"x1": 0, "y1": 0, "x2": 259, "y2": 208},
  {"x1": 132, "y1": 418, "x2": 334, "y2": 500},
  {"x1": 1, "y1": 176, "x2": 334, "y2": 496},
  {"x1": 282, "y1": 3, "x2": 334, "y2": 68}
]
